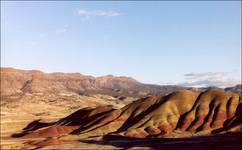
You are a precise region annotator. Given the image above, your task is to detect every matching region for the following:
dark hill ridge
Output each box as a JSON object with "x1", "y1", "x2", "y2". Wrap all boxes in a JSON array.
[
  {"x1": 225, "y1": 84, "x2": 242, "y2": 93},
  {"x1": 13, "y1": 89, "x2": 242, "y2": 149},
  {"x1": 1, "y1": 67, "x2": 182, "y2": 98}
]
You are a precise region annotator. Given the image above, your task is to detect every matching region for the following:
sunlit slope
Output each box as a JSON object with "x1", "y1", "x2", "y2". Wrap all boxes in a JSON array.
[{"x1": 15, "y1": 89, "x2": 241, "y2": 139}]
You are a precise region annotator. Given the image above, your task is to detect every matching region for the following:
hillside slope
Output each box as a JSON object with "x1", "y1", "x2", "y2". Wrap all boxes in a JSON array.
[
  {"x1": 13, "y1": 89, "x2": 241, "y2": 149},
  {"x1": 1, "y1": 68, "x2": 182, "y2": 97},
  {"x1": 1, "y1": 67, "x2": 182, "y2": 109}
]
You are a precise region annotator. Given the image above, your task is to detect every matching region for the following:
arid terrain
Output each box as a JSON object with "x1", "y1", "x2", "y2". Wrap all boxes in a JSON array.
[{"x1": 1, "y1": 68, "x2": 241, "y2": 149}]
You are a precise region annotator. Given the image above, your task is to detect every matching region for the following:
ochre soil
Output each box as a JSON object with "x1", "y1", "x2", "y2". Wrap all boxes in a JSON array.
[{"x1": 3, "y1": 89, "x2": 242, "y2": 149}]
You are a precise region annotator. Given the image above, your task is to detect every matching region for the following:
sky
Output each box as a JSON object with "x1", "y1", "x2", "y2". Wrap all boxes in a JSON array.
[{"x1": 1, "y1": 1, "x2": 241, "y2": 87}]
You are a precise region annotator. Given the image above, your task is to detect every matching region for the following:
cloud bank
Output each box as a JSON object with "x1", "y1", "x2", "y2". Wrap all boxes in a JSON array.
[{"x1": 178, "y1": 72, "x2": 241, "y2": 88}]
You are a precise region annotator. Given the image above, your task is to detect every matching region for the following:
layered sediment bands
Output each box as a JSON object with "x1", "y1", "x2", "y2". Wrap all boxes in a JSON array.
[
  {"x1": 14, "y1": 106, "x2": 114, "y2": 138},
  {"x1": 14, "y1": 89, "x2": 241, "y2": 140}
]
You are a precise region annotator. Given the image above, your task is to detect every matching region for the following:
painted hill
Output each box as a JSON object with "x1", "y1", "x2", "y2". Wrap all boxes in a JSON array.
[{"x1": 13, "y1": 89, "x2": 241, "y2": 148}]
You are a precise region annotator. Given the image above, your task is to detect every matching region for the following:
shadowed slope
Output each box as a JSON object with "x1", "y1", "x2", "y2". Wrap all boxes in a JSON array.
[
  {"x1": 12, "y1": 106, "x2": 114, "y2": 138},
  {"x1": 14, "y1": 89, "x2": 241, "y2": 142}
]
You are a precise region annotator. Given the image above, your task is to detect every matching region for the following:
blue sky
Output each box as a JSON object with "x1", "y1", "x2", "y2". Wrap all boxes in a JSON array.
[{"x1": 1, "y1": 1, "x2": 241, "y2": 87}]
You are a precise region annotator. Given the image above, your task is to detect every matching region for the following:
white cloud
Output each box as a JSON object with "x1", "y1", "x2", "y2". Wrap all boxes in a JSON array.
[
  {"x1": 178, "y1": 72, "x2": 241, "y2": 88},
  {"x1": 184, "y1": 72, "x2": 229, "y2": 78},
  {"x1": 78, "y1": 9, "x2": 120, "y2": 18}
]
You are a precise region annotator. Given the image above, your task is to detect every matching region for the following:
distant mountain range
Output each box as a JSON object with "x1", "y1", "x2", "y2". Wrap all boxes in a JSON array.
[
  {"x1": 1, "y1": 67, "x2": 183, "y2": 98},
  {"x1": 1, "y1": 67, "x2": 240, "y2": 105}
]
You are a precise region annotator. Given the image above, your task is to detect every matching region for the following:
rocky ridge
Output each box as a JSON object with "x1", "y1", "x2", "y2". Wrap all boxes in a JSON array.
[{"x1": 1, "y1": 67, "x2": 182, "y2": 108}]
